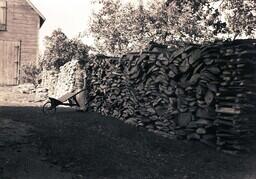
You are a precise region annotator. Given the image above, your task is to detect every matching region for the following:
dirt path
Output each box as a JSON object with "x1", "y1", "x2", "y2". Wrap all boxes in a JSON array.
[
  {"x1": 0, "y1": 117, "x2": 75, "y2": 179},
  {"x1": 0, "y1": 87, "x2": 76, "y2": 178},
  {"x1": 0, "y1": 86, "x2": 41, "y2": 107},
  {"x1": 1, "y1": 86, "x2": 256, "y2": 179}
]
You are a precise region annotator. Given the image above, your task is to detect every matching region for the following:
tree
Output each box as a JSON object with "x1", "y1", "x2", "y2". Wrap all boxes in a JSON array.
[
  {"x1": 88, "y1": 0, "x2": 205, "y2": 54},
  {"x1": 42, "y1": 29, "x2": 90, "y2": 70},
  {"x1": 165, "y1": 0, "x2": 256, "y2": 41},
  {"x1": 88, "y1": 0, "x2": 256, "y2": 55},
  {"x1": 220, "y1": 0, "x2": 256, "y2": 39},
  {"x1": 89, "y1": 0, "x2": 155, "y2": 55},
  {"x1": 89, "y1": 0, "x2": 123, "y2": 55}
]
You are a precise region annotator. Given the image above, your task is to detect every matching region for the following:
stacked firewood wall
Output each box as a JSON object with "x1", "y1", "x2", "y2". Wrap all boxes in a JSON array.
[
  {"x1": 214, "y1": 40, "x2": 256, "y2": 154},
  {"x1": 86, "y1": 40, "x2": 256, "y2": 153},
  {"x1": 121, "y1": 44, "x2": 220, "y2": 143},
  {"x1": 86, "y1": 55, "x2": 137, "y2": 122}
]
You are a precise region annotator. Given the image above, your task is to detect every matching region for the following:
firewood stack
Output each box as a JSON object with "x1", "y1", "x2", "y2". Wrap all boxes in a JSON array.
[
  {"x1": 214, "y1": 40, "x2": 256, "y2": 154},
  {"x1": 86, "y1": 55, "x2": 137, "y2": 122},
  {"x1": 122, "y1": 43, "x2": 219, "y2": 141},
  {"x1": 85, "y1": 40, "x2": 256, "y2": 153},
  {"x1": 172, "y1": 45, "x2": 220, "y2": 146},
  {"x1": 122, "y1": 50, "x2": 177, "y2": 138},
  {"x1": 54, "y1": 60, "x2": 78, "y2": 98}
]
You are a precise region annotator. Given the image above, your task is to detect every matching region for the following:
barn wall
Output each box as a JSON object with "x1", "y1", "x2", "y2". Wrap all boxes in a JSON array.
[{"x1": 0, "y1": 0, "x2": 40, "y2": 72}]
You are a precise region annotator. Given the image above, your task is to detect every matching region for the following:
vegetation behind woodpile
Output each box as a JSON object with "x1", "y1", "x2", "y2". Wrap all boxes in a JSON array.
[{"x1": 41, "y1": 29, "x2": 90, "y2": 71}]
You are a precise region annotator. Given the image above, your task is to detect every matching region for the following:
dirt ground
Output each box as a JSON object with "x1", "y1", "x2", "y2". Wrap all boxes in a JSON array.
[{"x1": 0, "y1": 86, "x2": 256, "y2": 179}]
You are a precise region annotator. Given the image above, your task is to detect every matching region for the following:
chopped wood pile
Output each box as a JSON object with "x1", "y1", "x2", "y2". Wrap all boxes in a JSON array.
[
  {"x1": 214, "y1": 40, "x2": 256, "y2": 154},
  {"x1": 53, "y1": 60, "x2": 78, "y2": 98},
  {"x1": 41, "y1": 69, "x2": 58, "y2": 97},
  {"x1": 39, "y1": 60, "x2": 78, "y2": 100},
  {"x1": 86, "y1": 55, "x2": 137, "y2": 123},
  {"x1": 122, "y1": 43, "x2": 218, "y2": 142},
  {"x1": 86, "y1": 40, "x2": 256, "y2": 153}
]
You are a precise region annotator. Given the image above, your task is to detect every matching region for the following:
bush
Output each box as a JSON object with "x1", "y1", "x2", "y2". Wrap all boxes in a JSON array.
[
  {"x1": 42, "y1": 29, "x2": 90, "y2": 71},
  {"x1": 21, "y1": 63, "x2": 41, "y2": 86}
]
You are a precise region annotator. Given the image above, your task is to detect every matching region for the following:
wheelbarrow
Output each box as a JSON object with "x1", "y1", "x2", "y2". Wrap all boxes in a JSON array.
[{"x1": 42, "y1": 89, "x2": 86, "y2": 114}]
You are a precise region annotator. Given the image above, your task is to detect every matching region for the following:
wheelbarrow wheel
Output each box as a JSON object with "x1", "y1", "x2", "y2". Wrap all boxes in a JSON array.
[{"x1": 43, "y1": 101, "x2": 56, "y2": 114}]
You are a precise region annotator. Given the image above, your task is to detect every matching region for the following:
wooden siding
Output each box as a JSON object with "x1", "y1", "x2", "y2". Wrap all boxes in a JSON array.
[
  {"x1": 0, "y1": 0, "x2": 40, "y2": 83},
  {"x1": 0, "y1": 40, "x2": 20, "y2": 85}
]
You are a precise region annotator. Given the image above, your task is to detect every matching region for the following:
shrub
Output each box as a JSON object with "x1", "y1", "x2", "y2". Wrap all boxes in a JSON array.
[
  {"x1": 42, "y1": 29, "x2": 90, "y2": 71},
  {"x1": 21, "y1": 63, "x2": 41, "y2": 86}
]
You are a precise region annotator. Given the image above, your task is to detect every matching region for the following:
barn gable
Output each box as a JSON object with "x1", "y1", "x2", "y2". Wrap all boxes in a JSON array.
[{"x1": 25, "y1": 0, "x2": 45, "y2": 27}]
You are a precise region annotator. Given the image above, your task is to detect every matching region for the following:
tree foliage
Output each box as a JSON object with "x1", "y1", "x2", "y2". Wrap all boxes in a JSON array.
[
  {"x1": 42, "y1": 29, "x2": 90, "y2": 70},
  {"x1": 89, "y1": 0, "x2": 147, "y2": 55},
  {"x1": 166, "y1": 0, "x2": 256, "y2": 40},
  {"x1": 89, "y1": 0, "x2": 256, "y2": 55},
  {"x1": 221, "y1": 0, "x2": 256, "y2": 38}
]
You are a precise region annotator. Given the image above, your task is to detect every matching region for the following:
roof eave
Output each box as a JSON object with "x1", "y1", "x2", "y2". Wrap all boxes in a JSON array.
[
  {"x1": 39, "y1": 16, "x2": 45, "y2": 28},
  {"x1": 26, "y1": 0, "x2": 46, "y2": 28}
]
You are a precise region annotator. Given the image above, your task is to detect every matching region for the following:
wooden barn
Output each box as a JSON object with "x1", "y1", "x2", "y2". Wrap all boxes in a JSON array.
[{"x1": 0, "y1": 0, "x2": 45, "y2": 85}]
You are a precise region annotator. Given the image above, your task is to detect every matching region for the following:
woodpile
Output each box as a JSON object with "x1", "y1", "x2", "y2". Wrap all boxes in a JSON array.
[
  {"x1": 53, "y1": 60, "x2": 78, "y2": 98},
  {"x1": 86, "y1": 55, "x2": 137, "y2": 124},
  {"x1": 13, "y1": 83, "x2": 36, "y2": 94},
  {"x1": 123, "y1": 43, "x2": 219, "y2": 142},
  {"x1": 34, "y1": 87, "x2": 48, "y2": 102},
  {"x1": 214, "y1": 40, "x2": 256, "y2": 154},
  {"x1": 41, "y1": 69, "x2": 58, "y2": 97},
  {"x1": 38, "y1": 60, "x2": 78, "y2": 100},
  {"x1": 85, "y1": 40, "x2": 256, "y2": 153}
]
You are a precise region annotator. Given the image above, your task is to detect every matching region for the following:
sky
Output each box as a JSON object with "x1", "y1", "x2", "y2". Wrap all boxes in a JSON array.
[
  {"x1": 30, "y1": 0, "x2": 94, "y2": 51},
  {"x1": 30, "y1": 0, "x2": 146, "y2": 51}
]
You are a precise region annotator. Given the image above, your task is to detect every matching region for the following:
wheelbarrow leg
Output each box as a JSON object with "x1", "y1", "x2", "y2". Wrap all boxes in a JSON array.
[{"x1": 76, "y1": 90, "x2": 87, "y2": 111}]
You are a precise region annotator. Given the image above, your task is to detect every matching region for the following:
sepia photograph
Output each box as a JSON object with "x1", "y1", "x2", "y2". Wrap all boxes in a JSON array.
[{"x1": 0, "y1": 0, "x2": 256, "y2": 178}]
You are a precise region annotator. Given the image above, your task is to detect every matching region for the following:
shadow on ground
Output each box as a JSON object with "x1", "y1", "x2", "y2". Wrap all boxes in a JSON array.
[{"x1": 0, "y1": 106, "x2": 256, "y2": 179}]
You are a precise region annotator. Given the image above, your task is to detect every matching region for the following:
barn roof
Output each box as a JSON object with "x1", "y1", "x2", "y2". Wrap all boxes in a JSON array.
[{"x1": 26, "y1": 0, "x2": 46, "y2": 28}]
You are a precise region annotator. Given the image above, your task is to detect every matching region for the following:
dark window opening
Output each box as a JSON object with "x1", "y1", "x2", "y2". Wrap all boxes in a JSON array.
[{"x1": 0, "y1": 0, "x2": 7, "y2": 31}]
